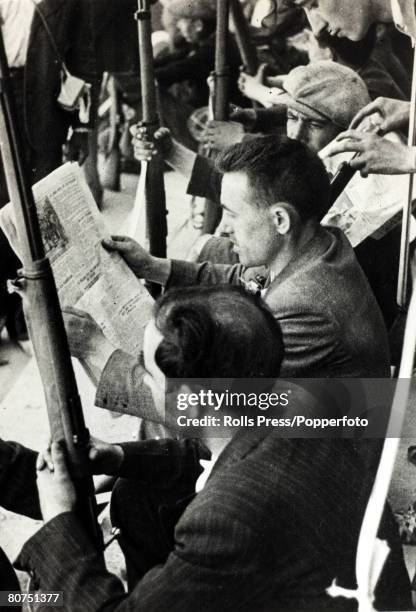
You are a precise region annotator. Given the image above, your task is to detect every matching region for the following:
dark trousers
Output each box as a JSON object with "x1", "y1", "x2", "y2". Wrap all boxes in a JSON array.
[{"x1": 110, "y1": 478, "x2": 195, "y2": 590}]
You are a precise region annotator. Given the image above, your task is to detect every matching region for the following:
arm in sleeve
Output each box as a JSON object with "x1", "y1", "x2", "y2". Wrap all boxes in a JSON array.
[
  {"x1": 16, "y1": 500, "x2": 266, "y2": 612},
  {"x1": 95, "y1": 352, "x2": 212, "y2": 435},
  {"x1": 118, "y1": 438, "x2": 211, "y2": 487},
  {"x1": 166, "y1": 259, "x2": 245, "y2": 289},
  {"x1": 95, "y1": 350, "x2": 158, "y2": 420},
  {"x1": 155, "y1": 46, "x2": 213, "y2": 88},
  {"x1": 0, "y1": 440, "x2": 41, "y2": 520}
]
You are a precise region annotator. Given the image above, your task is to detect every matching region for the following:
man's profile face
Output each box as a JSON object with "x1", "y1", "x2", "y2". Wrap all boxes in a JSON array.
[
  {"x1": 286, "y1": 107, "x2": 339, "y2": 153},
  {"x1": 176, "y1": 17, "x2": 203, "y2": 43},
  {"x1": 142, "y1": 319, "x2": 167, "y2": 418},
  {"x1": 220, "y1": 172, "x2": 280, "y2": 268},
  {"x1": 294, "y1": 0, "x2": 373, "y2": 41}
]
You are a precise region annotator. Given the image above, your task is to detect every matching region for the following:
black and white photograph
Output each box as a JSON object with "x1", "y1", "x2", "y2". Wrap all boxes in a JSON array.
[{"x1": 1, "y1": 0, "x2": 416, "y2": 610}]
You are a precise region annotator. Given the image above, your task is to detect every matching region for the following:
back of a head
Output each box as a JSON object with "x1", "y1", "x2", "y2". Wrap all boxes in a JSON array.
[
  {"x1": 154, "y1": 285, "x2": 284, "y2": 379},
  {"x1": 217, "y1": 134, "x2": 331, "y2": 221}
]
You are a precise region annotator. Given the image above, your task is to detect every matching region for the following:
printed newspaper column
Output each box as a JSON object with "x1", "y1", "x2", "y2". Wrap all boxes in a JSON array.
[{"x1": 0, "y1": 162, "x2": 154, "y2": 387}]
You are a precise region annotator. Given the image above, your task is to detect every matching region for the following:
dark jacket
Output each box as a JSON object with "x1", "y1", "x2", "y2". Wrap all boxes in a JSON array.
[
  {"x1": 166, "y1": 225, "x2": 390, "y2": 379},
  {"x1": 24, "y1": 0, "x2": 138, "y2": 155},
  {"x1": 94, "y1": 226, "x2": 389, "y2": 421},
  {"x1": 15, "y1": 434, "x2": 411, "y2": 611}
]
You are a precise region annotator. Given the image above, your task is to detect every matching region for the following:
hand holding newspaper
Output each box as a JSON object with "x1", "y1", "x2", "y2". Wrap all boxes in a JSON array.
[
  {"x1": 0, "y1": 163, "x2": 154, "y2": 371},
  {"x1": 319, "y1": 116, "x2": 416, "y2": 247}
]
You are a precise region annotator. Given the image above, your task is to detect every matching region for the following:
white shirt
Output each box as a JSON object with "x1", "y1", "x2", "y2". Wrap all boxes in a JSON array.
[
  {"x1": 195, "y1": 438, "x2": 229, "y2": 492},
  {"x1": 0, "y1": 0, "x2": 41, "y2": 68},
  {"x1": 391, "y1": 0, "x2": 416, "y2": 43}
]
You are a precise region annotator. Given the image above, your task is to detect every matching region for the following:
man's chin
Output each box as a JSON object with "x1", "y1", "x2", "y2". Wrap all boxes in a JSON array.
[{"x1": 342, "y1": 24, "x2": 371, "y2": 42}]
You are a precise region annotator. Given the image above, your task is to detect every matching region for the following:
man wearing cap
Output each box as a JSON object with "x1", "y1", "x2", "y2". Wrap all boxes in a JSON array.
[
  {"x1": 141, "y1": 61, "x2": 401, "y2": 328},
  {"x1": 285, "y1": 0, "x2": 416, "y2": 176}
]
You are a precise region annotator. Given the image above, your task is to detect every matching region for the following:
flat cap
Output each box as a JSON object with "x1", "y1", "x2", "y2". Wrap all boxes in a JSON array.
[{"x1": 278, "y1": 60, "x2": 371, "y2": 128}]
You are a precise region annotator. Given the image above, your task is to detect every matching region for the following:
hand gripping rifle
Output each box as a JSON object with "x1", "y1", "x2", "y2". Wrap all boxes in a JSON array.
[
  {"x1": 0, "y1": 28, "x2": 102, "y2": 548},
  {"x1": 135, "y1": 0, "x2": 167, "y2": 297}
]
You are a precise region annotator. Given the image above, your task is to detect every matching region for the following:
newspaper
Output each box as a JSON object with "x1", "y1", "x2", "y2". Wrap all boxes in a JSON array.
[
  {"x1": 320, "y1": 131, "x2": 416, "y2": 247},
  {"x1": 0, "y1": 162, "x2": 154, "y2": 357}
]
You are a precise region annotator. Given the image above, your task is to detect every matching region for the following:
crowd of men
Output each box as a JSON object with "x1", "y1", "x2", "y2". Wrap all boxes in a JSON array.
[{"x1": 2, "y1": 0, "x2": 416, "y2": 610}]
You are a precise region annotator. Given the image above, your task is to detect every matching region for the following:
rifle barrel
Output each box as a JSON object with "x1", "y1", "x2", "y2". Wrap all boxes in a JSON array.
[
  {"x1": 229, "y1": 0, "x2": 258, "y2": 76},
  {"x1": 135, "y1": 0, "x2": 167, "y2": 291},
  {"x1": 214, "y1": 0, "x2": 230, "y2": 120}
]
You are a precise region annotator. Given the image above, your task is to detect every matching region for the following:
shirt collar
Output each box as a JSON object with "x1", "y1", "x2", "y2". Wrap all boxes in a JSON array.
[{"x1": 391, "y1": 0, "x2": 416, "y2": 43}]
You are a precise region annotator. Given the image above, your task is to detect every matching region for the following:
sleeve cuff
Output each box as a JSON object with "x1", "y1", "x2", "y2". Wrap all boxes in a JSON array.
[
  {"x1": 95, "y1": 349, "x2": 136, "y2": 411},
  {"x1": 15, "y1": 512, "x2": 96, "y2": 576}
]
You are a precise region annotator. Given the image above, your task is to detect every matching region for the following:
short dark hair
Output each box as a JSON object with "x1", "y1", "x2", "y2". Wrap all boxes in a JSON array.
[
  {"x1": 216, "y1": 135, "x2": 331, "y2": 221},
  {"x1": 153, "y1": 285, "x2": 284, "y2": 379}
]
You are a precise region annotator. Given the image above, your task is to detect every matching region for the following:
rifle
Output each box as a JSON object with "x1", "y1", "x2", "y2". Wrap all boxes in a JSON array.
[
  {"x1": 213, "y1": 0, "x2": 231, "y2": 121},
  {"x1": 0, "y1": 28, "x2": 102, "y2": 548},
  {"x1": 201, "y1": 0, "x2": 230, "y2": 234},
  {"x1": 229, "y1": 0, "x2": 258, "y2": 77},
  {"x1": 135, "y1": 0, "x2": 167, "y2": 296},
  {"x1": 328, "y1": 155, "x2": 358, "y2": 205},
  {"x1": 101, "y1": 73, "x2": 122, "y2": 192}
]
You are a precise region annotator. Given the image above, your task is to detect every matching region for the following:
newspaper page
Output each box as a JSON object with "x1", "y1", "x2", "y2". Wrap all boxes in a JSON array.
[
  {"x1": 0, "y1": 162, "x2": 154, "y2": 356},
  {"x1": 320, "y1": 131, "x2": 416, "y2": 247}
]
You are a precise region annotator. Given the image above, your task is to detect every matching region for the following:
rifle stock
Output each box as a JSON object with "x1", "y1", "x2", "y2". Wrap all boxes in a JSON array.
[
  {"x1": 136, "y1": 0, "x2": 167, "y2": 297},
  {"x1": 0, "y1": 29, "x2": 102, "y2": 548}
]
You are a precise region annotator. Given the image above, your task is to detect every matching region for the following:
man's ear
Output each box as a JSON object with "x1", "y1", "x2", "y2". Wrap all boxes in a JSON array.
[{"x1": 269, "y1": 203, "x2": 293, "y2": 235}]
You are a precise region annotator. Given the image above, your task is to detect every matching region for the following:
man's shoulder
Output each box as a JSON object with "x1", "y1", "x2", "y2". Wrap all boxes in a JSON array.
[
  {"x1": 176, "y1": 436, "x2": 364, "y2": 540},
  {"x1": 266, "y1": 227, "x2": 362, "y2": 314}
]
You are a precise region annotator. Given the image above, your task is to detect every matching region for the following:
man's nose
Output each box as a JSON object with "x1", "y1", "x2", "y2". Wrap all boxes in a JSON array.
[
  {"x1": 221, "y1": 222, "x2": 233, "y2": 235},
  {"x1": 291, "y1": 119, "x2": 308, "y2": 143},
  {"x1": 305, "y1": 8, "x2": 328, "y2": 37}
]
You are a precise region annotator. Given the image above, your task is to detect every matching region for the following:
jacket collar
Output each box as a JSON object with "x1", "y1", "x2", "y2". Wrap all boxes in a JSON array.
[
  {"x1": 392, "y1": 0, "x2": 416, "y2": 43},
  {"x1": 208, "y1": 430, "x2": 268, "y2": 482},
  {"x1": 265, "y1": 225, "x2": 338, "y2": 291}
]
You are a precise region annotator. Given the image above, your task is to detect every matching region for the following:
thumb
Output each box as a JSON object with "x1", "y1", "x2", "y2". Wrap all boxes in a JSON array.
[
  {"x1": 378, "y1": 118, "x2": 394, "y2": 135},
  {"x1": 89, "y1": 446, "x2": 100, "y2": 462},
  {"x1": 155, "y1": 127, "x2": 171, "y2": 140},
  {"x1": 102, "y1": 237, "x2": 130, "y2": 252},
  {"x1": 62, "y1": 305, "x2": 91, "y2": 319},
  {"x1": 257, "y1": 63, "x2": 267, "y2": 82}
]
